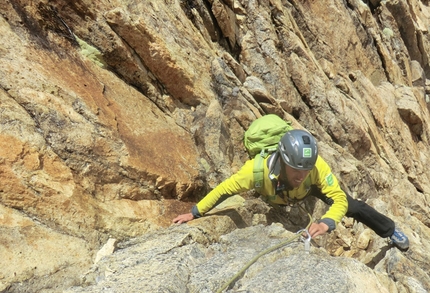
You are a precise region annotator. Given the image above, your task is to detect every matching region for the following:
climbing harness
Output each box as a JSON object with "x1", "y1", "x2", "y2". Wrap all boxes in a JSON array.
[{"x1": 216, "y1": 210, "x2": 314, "y2": 293}]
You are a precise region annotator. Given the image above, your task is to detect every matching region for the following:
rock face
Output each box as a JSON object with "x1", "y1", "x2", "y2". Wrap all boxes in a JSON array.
[
  {"x1": 64, "y1": 222, "x2": 399, "y2": 293},
  {"x1": 0, "y1": 0, "x2": 430, "y2": 291}
]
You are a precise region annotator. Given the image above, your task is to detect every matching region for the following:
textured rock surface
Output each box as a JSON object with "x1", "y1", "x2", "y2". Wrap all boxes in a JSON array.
[
  {"x1": 63, "y1": 222, "x2": 400, "y2": 293},
  {"x1": 0, "y1": 0, "x2": 430, "y2": 291}
]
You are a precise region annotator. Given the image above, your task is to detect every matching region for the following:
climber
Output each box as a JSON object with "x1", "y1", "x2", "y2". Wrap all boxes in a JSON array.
[{"x1": 173, "y1": 129, "x2": 410, "y2": 250}]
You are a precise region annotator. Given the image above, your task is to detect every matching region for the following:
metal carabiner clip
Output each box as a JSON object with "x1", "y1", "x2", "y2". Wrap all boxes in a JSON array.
[{"x1": 296, "y1": 229, "x2": 312, "y2": 253}]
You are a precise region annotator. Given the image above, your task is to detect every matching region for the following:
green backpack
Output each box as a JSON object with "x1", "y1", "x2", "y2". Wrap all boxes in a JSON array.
[{"x1": 243, "y1": 114, "x2": 293, "y2": 192}]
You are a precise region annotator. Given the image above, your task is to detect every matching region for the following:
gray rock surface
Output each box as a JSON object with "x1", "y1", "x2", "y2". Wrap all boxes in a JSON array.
[{"x1": 65, "y1": 222, "x2": 398, "y2": 293}]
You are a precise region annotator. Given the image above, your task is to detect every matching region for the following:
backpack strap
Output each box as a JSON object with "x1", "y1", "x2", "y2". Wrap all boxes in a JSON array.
[
  {"x1": 253, "y1": 149, "x2": 278, "y2": 192},
  {"x1": 253, "y1": 151, "x2": 265, "y2": 192},
  {"x1": 253, "y1": 150, "x2": 278, "y2": 193}
]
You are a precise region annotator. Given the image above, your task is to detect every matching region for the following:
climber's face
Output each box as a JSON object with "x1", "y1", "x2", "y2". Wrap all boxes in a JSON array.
[{"x1": 283, "y1": 163, "x2": 310, "y2": 188}]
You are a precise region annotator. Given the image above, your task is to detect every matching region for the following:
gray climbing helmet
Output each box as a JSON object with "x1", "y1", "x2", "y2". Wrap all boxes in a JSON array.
[{"x1": 278, "y1": 129, "x2": 318, "y2": 170}]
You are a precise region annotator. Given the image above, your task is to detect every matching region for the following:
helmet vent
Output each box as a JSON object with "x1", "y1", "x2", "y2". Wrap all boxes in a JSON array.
[{"x1": 302, "y1": 135, "x2": 310, "y2": 144}]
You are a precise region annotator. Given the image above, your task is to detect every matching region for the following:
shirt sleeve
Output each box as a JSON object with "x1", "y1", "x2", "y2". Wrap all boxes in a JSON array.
[
  {"x1": 313, "y1": 156, "x2": 348, "y2": 224},
  {"x1": 195, "y1": 159, "x2": 255, "y2": 215}
]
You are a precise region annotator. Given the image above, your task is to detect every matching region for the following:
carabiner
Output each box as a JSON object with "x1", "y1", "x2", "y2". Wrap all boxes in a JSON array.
[{"x1": 296, "y1": 229, "x2": 311, "y2": 253}]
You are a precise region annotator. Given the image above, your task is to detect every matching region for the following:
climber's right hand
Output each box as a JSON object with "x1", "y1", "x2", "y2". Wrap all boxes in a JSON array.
[{"x1": 172, "y1": 213, "x2": 194, "y2": 224}]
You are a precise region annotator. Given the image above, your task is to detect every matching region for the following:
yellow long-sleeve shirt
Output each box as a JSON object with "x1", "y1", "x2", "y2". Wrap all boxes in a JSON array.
[{"x1": 195, "y1": 155, "x2": 348, "y2": 226}]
